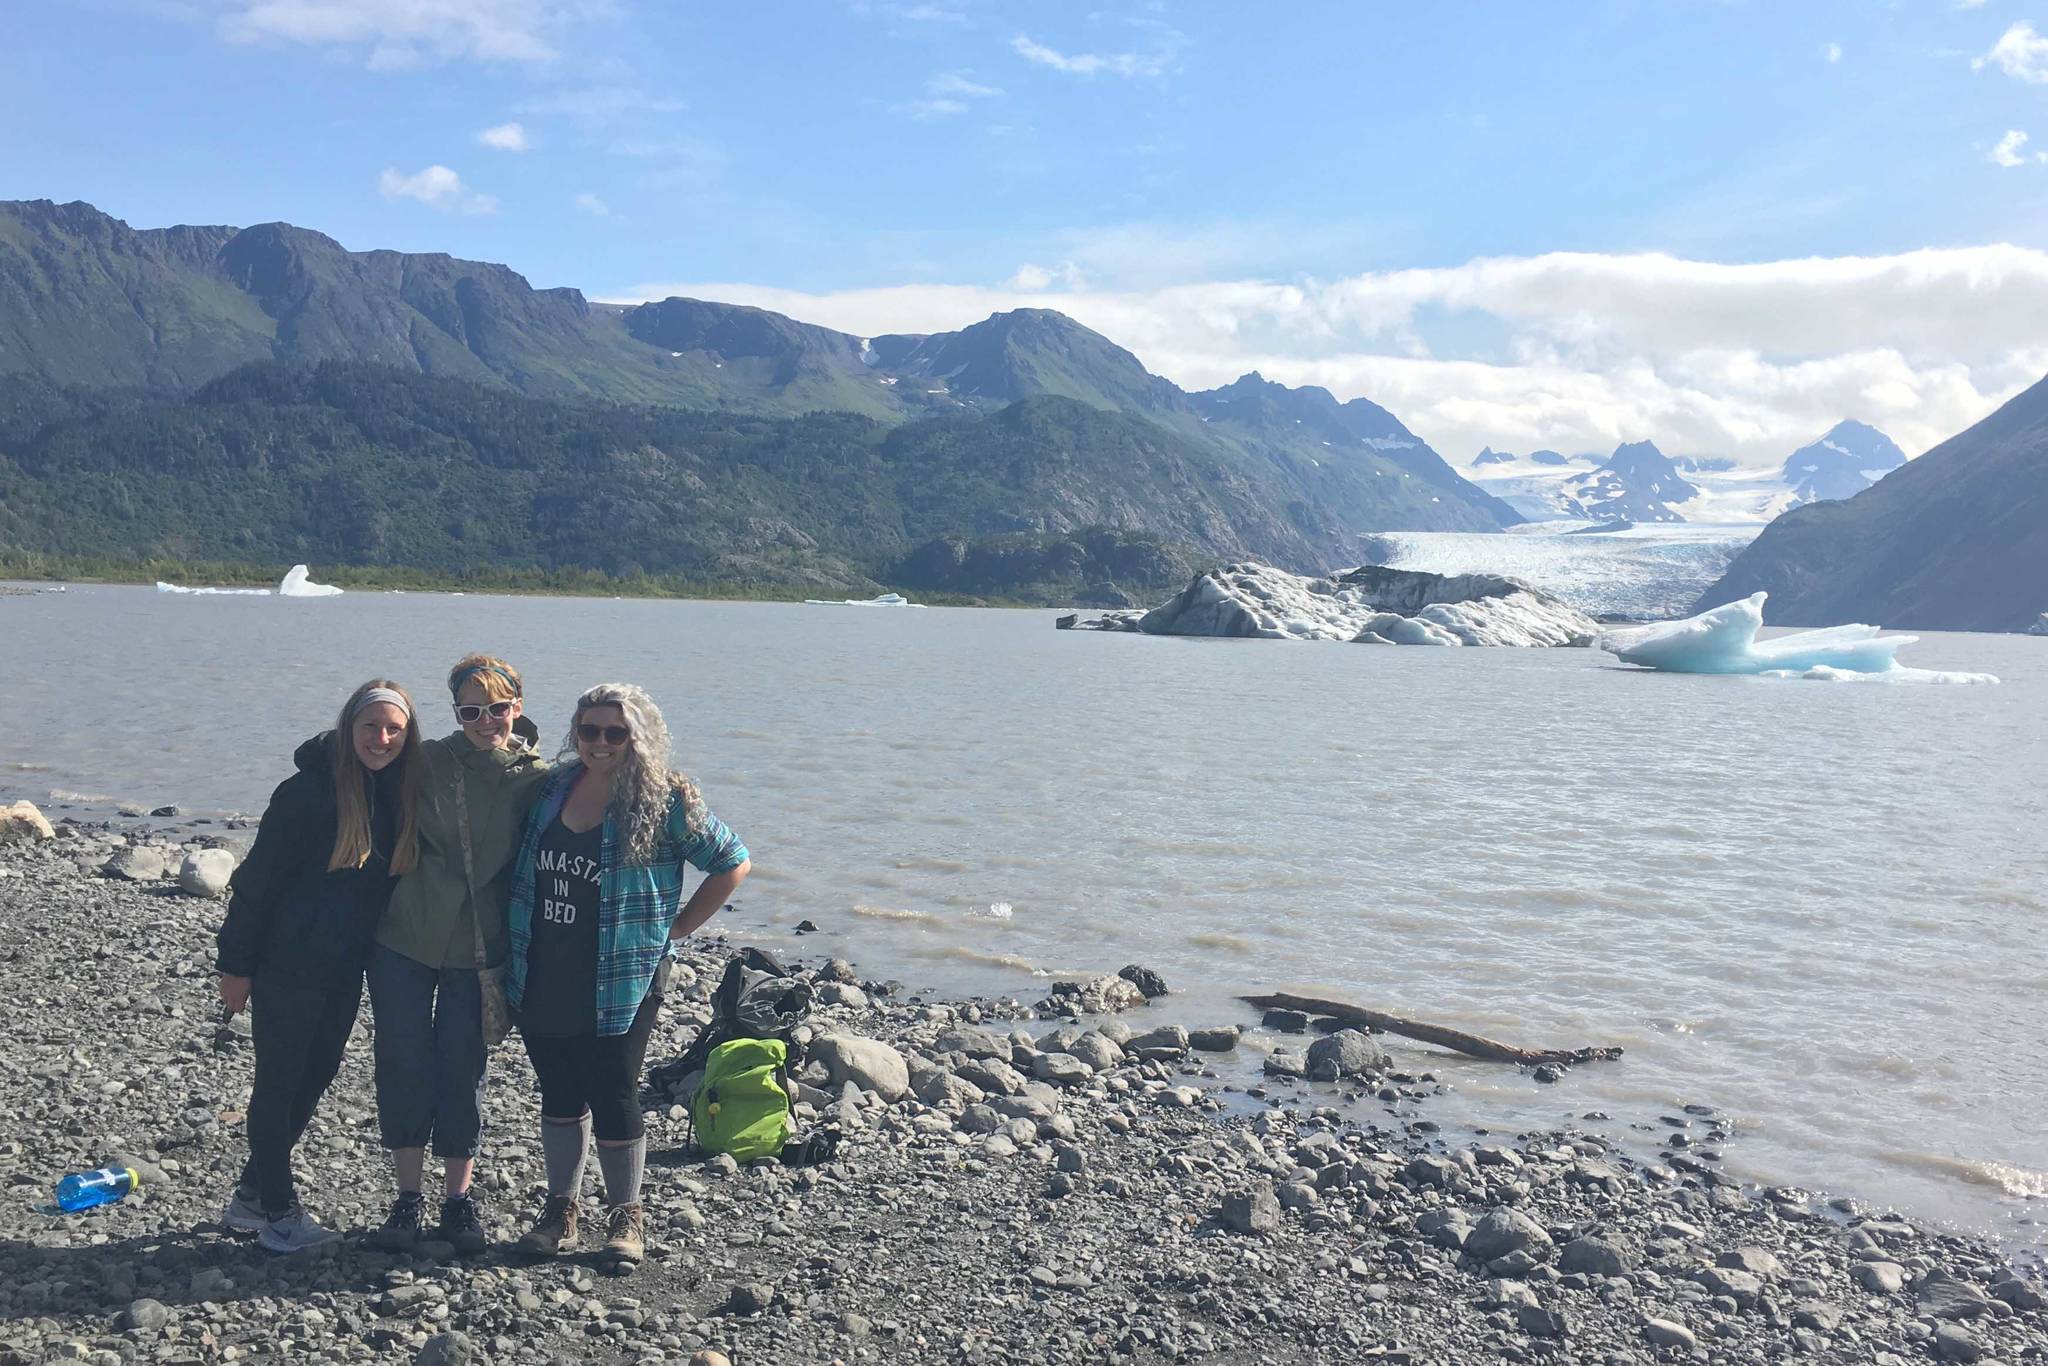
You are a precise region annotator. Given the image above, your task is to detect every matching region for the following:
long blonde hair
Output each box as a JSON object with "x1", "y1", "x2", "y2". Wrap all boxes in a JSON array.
[
  {"x1": 560, "y1": 683, "x2": 704, "y2": 865},
  {"x1": 329, "y1": 679, "x2": 422, "y2": 874}
]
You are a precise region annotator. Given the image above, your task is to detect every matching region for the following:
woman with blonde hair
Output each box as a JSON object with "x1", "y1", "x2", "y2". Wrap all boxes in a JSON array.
[
  {"x1": 216, "y1": 679, "x2": 422, "y2": 1252},
  {"x1": 367, "y1": 654, "x2": 549, "y2": 1253},
  {"x1": 506, "y1": 683, "x2": 749, "y2": 1270}
]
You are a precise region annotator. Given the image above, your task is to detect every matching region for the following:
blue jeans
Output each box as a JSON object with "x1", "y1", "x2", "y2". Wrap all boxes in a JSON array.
[{"x1": 366, "y1": 943, "x2": 487, "y2": 1158}]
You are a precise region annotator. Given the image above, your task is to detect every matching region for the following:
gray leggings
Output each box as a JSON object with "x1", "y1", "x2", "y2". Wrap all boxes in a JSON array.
[{"x1": 367, "y1": 943, "x2": 487, "y2": 1158}]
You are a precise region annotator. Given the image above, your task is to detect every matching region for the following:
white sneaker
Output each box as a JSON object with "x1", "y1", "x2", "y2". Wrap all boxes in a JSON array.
[
  {"x1": 222, "y1": 1187, "x2": 267, "y2": 1236},
  {"x1": 258, "y1": 1206, "x2": 343, "y2": 1254}
]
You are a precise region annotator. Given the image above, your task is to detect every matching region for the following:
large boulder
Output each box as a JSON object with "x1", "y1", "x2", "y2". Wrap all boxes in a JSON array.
[
  {"x1": 954, "y1": 1057, "x2": 1025, "y2": 1096},
  {"x1": 811, "y1": 1034, "x2": 909, "y2": 1102},
  {"x1": 1464, "y1": 1207, "x2": 1554, "y2": 1263},
  {"x1": 103, "y1": 845, "x2": 167, "y2": 881},
  {"x1": 1305, "y1": 1028, "x2": 1389, "y2": 1079},
  {"x1": 933, "y1": 1026, "x2": 1010, "y2": 1061},
  {"x1": 1220, "y1": 1185, "x2": 1280, "y2": 1236},
  {"x1": 1917, "y1": 1269, "x2": 1992, "y2": 1321},
  {"x1": 1125, "y1": 1024, "x2": 1189, "y2": 1056},
  {"x1": 178, "y1": 848, "x2": 238, "y2": 898},
  {"x1": 1036, "y1": 974, "x2": 1146, "y2": 1015},
  {"x1": 1059, "y1": 1032, "x2": 1125, "y2": 1071},
  {"x1": 0, "y1": 801, "x2": 54, "y2": 841}
]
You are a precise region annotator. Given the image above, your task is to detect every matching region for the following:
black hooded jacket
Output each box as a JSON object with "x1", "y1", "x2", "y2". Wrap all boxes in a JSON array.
[{"x1": 215, "y1": 733, "x2": 405, "y2": 980}]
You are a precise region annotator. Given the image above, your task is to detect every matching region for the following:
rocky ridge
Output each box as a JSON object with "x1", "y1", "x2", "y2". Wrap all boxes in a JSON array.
[{"x1": 0, "y1": 809, "x2": 2042, "y2": 1365}]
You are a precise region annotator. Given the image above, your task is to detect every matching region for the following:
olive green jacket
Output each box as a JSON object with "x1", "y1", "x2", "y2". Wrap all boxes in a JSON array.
[{"x1": 377, "y1": 731, "x2": 550, "y2": 970}]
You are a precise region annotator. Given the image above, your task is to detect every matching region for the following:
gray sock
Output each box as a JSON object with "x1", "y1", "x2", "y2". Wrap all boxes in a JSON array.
[
  {"x1": 596, "y1": 1137, "x2": 646, "y2": 1208},
  {"x1": 541, "y1": 1113, "x2": 592, "y2": 1198}
]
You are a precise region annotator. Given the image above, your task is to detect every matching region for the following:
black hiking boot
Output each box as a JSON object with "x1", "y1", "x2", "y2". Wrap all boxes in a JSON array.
[
  {"x1": 371, "y1": 1191, "x2": 425, "y2": 1252},
  {"x1": 438, "y1": 1190, "x2": 488, "y2": 1255}
]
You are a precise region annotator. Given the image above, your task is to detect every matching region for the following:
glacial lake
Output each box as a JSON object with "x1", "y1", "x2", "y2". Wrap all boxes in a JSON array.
[{"x1": 2, "y1": 584, "x2": 2044, "y2": 1245}]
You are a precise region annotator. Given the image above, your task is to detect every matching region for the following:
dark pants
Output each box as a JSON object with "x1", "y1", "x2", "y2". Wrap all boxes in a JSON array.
[
  {"x1": 521, "y1": 989, "x2": 663, "y2": 1142},
  {"x1": 245, "y1": 972, "x2": 362, "y2": 1215},
  {"x1": 366, "y1": 943, "x2": 487, "y2": 1158}
]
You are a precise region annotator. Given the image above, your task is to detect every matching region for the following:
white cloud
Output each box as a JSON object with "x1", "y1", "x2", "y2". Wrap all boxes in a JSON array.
[
  {"x1": 850, "y1": 1, "x2": 971, "y2": 23},
  {"x1": 1955, "y1": 0, "x2": 1987, "y2": 8},
  {"x1": 1011, "y1": 32, "x2": 1180, "y2": 79},
  {"x1": 929, "y1": 72, "x2": 1000, "y2": 98},
  {"x1": 1823, "y1": 41, "x2": 1843, "y2": 64},
  {"x1": 378, "y1": 165, "x2": 498, "y2": 214},
  {"x1": 215, "y1": 0, "x2": 577, "y2": 65},
  {"x1": 573, "y1": 191, "x2": 610, "y2": 215},
  {"x1": 478, "y1": 121, "x2": 530, "y2": 151},
  {"x1": 1975, "y1": 21, "x2": 2048, "y2": 83},
  {"x1": 1989, "y1": 129, "x2": 2038, "y2": 167},
  {"x1": 604, "y1": 244, "x2": 2048, "y2": 463},
  {"x1": 519, "y1": 85, "x2": 685, "y2": 127},
  {"x1": 895, "y1": 70, "x2": 1002, "y2": 119},
  {"x1": 1005, "y1": 261, "x2": 1086, "y2": 290}
]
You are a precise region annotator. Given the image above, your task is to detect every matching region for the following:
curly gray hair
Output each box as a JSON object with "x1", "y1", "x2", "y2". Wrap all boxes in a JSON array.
[{"x1": 560, "y1": 682, "x2": 705, "y2": 864}]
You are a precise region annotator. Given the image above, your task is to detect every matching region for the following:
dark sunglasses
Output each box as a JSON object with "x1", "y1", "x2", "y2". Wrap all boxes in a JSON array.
[
  {"x1": 577, "y1": 723, "x2": 631, "y2": 746},
  {"x1": 453, "y1": 700, "x2": 517, "y2": 723}
]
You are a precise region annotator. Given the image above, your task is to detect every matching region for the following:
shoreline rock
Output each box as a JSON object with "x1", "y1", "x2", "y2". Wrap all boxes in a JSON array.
[{"x1": 0, "y1": 823, "x2": 2040, "y2": 1365}]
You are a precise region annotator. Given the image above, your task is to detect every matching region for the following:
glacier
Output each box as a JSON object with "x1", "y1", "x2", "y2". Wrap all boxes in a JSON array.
[
  {"x1": 1599, "y1": 592, "x2": 1998, "y2": 683},
  {"x1": 1359, "y1": 524, "x2": 1758, "y2": 621}
]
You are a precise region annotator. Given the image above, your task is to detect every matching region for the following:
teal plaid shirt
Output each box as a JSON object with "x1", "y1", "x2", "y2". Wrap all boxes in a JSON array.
[{"x1": 506, "y1": 763, "x2": 749, "y2": 1036}]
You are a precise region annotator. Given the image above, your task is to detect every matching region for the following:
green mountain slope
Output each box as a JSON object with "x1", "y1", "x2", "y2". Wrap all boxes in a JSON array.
[
  {"x1": 1696, "y1": 372, "x2": 2048, "y2": 631},
  {"x1": 872, "y1": 308, "x2": 1187, "y2": 415},
  {"x1": 0, "y1": 199, "x2": 929, "y2": 416},
  {"x1": 1189, "y1": 372, "x2": 1522, "y2": 531},
  {"x1": 0, "y1": 198, "x2": 1522, "y2": 552},
  {"x1": 0, "y1": 362, "x2": 1421, "y2": 587}
]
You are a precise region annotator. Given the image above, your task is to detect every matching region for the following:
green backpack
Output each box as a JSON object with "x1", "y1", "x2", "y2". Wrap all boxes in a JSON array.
[{"x1": 692, "y1": 1037, "x2": 793, "y2": 1161}]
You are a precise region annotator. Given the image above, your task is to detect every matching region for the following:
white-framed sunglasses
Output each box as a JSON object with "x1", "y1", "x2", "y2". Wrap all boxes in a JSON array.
[{"x1": 453, "y1": 699, "x2": 517, "y2": 723}]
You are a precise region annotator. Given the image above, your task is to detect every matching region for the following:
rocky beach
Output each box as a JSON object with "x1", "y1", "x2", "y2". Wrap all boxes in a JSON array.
[{"x1": 0, "y1": 804, "x2": 2043, "y2": 1366}]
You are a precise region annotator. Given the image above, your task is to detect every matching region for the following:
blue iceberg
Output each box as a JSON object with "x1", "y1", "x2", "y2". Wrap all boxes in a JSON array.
[{"x1": 1600, "y1": 592, "x2": 1997, "y2": 683}]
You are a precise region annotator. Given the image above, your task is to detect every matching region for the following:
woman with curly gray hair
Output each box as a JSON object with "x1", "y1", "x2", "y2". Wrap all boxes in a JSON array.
[{"x1": 502, "y1": 683, "x2": 749, "y2": 1270}]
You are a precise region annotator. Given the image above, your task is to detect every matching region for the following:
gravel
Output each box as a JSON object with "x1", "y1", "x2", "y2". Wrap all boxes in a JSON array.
[{"x1": 0, "y1": 813, "x2": 2043, "y2": 1365}]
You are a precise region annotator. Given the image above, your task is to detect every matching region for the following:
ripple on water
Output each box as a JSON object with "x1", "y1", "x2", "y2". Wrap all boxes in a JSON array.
[
  {"x1": 892, "y1": 857, "x2": 972, "y2": 873},
  {"x1": 909, "y1": 944, "x2": 1077, "y2": 976},
  {"x1": 1882, "y1": 1151, "x2": 2048, "y2": 1200},
  {"x1": 849, "y1": 904, "x2": 947, "y2": 928}
]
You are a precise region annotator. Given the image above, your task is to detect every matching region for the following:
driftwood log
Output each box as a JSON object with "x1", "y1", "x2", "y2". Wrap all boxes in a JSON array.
[{"x1": 1240, "y1": 992, "x2": 1623, "y2": 1067}]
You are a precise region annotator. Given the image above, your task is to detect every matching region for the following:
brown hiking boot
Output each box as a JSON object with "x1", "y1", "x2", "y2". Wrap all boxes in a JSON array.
[
  {"x1": 600, "y1": 1202, "x2": 645, "y2": 1268},
  {"x1": 515, "y1": 1195, "x2": 579, "y2": 1259}
]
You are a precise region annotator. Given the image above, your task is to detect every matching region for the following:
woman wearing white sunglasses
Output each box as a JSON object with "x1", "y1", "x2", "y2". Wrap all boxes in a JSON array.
[{"x1": 366, "y1": 652, "x2": 549, "y2": 1253}]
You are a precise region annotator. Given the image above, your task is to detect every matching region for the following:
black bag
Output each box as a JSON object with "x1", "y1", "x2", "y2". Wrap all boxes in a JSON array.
[
  {"x1": 648, "y1": 948, "x2": 835, "y2": 1165},
  {"x1": 649, "y1": 949, "x2": 812, "y2": 1094}
]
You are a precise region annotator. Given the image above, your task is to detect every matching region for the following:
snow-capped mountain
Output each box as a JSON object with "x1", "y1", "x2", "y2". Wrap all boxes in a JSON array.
[
  {"x1": 1462, "y1": 420, "x2": 1909, "y2": 525},
  {"x1": 1781, "y1": 420, "x2": 1907, "y2": 503},
  {"x1": 1560, "y1": 441, "x2": 1700, "y2": 522}
]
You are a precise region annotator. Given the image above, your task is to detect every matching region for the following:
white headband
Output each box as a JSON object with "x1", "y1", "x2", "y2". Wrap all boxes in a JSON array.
[{"x1": 353, "y1": 687, "x2": 411, "y2": 719}]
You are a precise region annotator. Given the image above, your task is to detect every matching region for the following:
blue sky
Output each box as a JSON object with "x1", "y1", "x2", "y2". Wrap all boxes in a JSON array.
[{"x1": 7, "y1": 1, "x2": 2048, "y2": 462}]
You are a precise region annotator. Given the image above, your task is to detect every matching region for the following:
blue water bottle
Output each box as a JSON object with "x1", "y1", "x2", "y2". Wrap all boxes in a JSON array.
[{"x1": 55, "y1": 1165, "x2": 140, "y2": 1212}]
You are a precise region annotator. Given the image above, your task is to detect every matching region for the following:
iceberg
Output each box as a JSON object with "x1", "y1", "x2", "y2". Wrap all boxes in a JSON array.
[
  {"x1": 1599, "y1": 592, "x2": 1998, "y2": 683},
  {"x1": 156, "y1": 581, "x2": 269, "y2": 596},
  {"x1": 803, "y1": 592, "x2": 926, "y2": 608},
  {"x1": 1069, "y1": 563, "x2": 1598, "y2": 647},
  {"x1": 278, "y1": 565, "x2": 343, "y2": 597}
]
